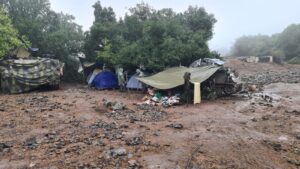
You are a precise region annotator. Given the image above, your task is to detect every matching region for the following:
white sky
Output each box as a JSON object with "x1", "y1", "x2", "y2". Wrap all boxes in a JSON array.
[{"x1": 50, "y1": 0, "x2": 300, "y2": 54}]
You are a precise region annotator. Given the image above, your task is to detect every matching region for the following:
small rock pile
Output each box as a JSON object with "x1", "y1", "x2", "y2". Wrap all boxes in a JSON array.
[
  {"x1": 90, "y1": 120, "x2": 124, "y2": 140},
  {"x1": 103, "y1": 100, "x2": 168, "y2": 122}
]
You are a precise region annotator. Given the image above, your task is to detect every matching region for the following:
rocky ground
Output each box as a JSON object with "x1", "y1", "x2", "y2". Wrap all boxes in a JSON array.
[{"x1": 0, "y1": 59, "x2": 299, "y2": 169}]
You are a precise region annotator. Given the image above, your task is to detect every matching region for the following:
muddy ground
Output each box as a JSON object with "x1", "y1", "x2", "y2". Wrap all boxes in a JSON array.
[{"x1": 0, "y1": 59, "x2": 299, "y2": 169}]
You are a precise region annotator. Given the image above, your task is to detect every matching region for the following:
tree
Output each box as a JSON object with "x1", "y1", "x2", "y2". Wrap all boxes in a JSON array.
[
  {"x1": 0, "y1": 7, "x2": 24, "y2": 57},
  {"x1": 84, "y1": 2, "x2": 217, "y2": 71},
  {"x1": 277, "y1": 24, "x2": 300, "y2": 60},
  {"x1": 1, "y1": 0, "x2": 51, "y2": 48},
  {"x1": 1, "y1": 0, "x2": 85, "y2": 82},
  {"x1": 84, "y1": 1, "x2": 119, "y2": 62},
  {"x1": 231, "y1": 24, "x2": 300, "y2": 62}
]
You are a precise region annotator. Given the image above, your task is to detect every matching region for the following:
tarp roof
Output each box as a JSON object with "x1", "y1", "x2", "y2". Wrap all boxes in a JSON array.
[{"x1": 137, "y1": 66, "x2": 220, "y2": 90}]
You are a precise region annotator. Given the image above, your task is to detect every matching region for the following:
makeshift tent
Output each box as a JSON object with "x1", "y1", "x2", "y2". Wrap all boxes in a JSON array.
[
  {"x1": 137, "y1": 66, "x2": 220, "y2": 104},
  {"x1": 0, "y1": 58, "x2": 63, "y2": 94},
  {"x1": 137, "y1": 66, "x2": 220, "y2": 90},
  {"x1": 92, "y1": 71, "x2": 118, "y2": 89},
  {"x1": 126, "y1": 73, "x2": 145, "y2": 89}
]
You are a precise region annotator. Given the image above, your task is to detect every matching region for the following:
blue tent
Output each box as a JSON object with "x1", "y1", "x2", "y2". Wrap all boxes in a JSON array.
[
  {"x1": 126, "y1": 73, "x2": 145, "y2": 89},
  {"x1": 92, "y1": 71, "x2": 118, "y2": 89}
]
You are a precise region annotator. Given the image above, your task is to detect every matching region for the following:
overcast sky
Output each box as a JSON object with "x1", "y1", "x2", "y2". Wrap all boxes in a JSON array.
[{"x1": 50, "y1": 0, "x2": 300, "y2": 54}]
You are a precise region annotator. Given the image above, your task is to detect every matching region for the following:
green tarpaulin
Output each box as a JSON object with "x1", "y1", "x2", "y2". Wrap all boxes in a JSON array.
[
  {"x1": 137, "y1": 66, "x2": 220, "y2": 90},
  {"x1": 0, "y1": 58, "x2": 63, "y2": 94}
]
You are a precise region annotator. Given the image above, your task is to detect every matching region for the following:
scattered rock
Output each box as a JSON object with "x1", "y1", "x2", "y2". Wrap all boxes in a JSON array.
[
  {"x1": 262, "y1": 140, "x2": 282, "y2": 151},
  {"x1": 126, "y1": 136, "x2": 144, "y2": 146},
  {"x1": 166, "y1": 123, "x2": 184, "y2": 129},
  {"x1": 105, "y1": 103, "x2": 167, "y2": 122},
  {"x1": 0, "y1": 143, "x2": 11, "y2": 152},
  {"x1": 251, "y1": 118, "x2": 258, "y2": 122},
  {"x1": 128, "y1": 160, "x2": 139, "y2": 168},
  {"x1": 286, "y1": 110, "x2": 300, "y2": 116},
  {"x1": 286, "y1": 157, "x2": 300, "y2": 166},
  {"x1": 112, "y1": 102, "x2": 126, "y2": 111},
  {"x1": 261, "y1": 115, "x2": 270, "y2": 121},
  {"x1": 24, "y1": 137, "x2": 38, "y2": 149},
  {"x1": 110, "y1": 147, "x2": 127, "y2": 157}
]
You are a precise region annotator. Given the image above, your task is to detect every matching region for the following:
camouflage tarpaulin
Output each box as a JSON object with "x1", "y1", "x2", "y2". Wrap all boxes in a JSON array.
[
  {"x1": 137, "y1": 66, "x2": 220, "y2": 90},
  {"x1": 0, "y1": 58, "x2": 63, "y2": 94}
]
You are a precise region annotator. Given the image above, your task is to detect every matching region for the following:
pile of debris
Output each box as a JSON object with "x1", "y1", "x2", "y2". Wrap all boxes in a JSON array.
[{"x1": 241, "y1": 70, "x2": 300, "y2": 86}]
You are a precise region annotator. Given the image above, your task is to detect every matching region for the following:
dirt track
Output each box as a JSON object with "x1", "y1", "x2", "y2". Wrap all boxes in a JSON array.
[{"x1": 0, "y1": 59, "x2": 299, "y2": 169}]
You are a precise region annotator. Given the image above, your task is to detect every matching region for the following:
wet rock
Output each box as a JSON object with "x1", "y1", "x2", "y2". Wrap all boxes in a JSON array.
[
  {"x1": 44, "y1": 132, "x2": 57, "y2": 142},
  {"x1": 286, "y1": 110, "x2": 300, "y2": 116},
  {"x1": 105, "y1": 147, "x2": 127, "y2": 158},
  {"x1": 0, "y1": 143, "x2": 12, "y2": 152},
  {"x1": 128, "y1": 159, "x2": 137, "y2": 166},
  {"x1": 112, "y1": 102, "x2": 126, "y2": 111},
  {"x1": 120, "y1": 124, "x2": 129, "y2": 128},
  {"x1": 126, "y1": 136, "x2": 144, "y2": 146},
  {"x1": 54, "y1": 139, "x2": 66, "y2": 149},
  {"x1": 103, "y1": 99, "x2": 114, "y2": 108},
  {"x1": 98, "y1": 139, "x2": 106, "y2": 146},
  {"x1": 262, "y1": 140, "x2": 282, "y2": 151},
  {"x1": 286, "y1": 157, "x2": 300, "y2": 166},
  {"x1": 24, "y1": 137, "x2": 38, "y2": 149},
  {"x1": 166, "y1": 123, "x2": 184, "y2": 129},
  {"x1": 251, "y1": 118, "x2": 258, "y2": 122},
  {"x1": 0, "y1": 106, "x2": 5, "y2": 112},
  {"x1": 261, "y1": 115, "x2": 270, "y2": 121},
  {"x1": 83, "y1": 138, "x2": 93, "y2": 145}
]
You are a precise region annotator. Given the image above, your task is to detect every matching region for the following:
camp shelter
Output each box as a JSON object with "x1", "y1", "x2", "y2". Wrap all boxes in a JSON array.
[
  {"x1": 92, "y1": 71, "x2": 118, "y2": 89},
  {"x1": 87, "y1": 69, "x2": 102, "y2": 85},
  {"x1": 126, "y1": 73, "x2": 145, "y2": 90},
  {"x1": 0, "y1": 58, "x2": 63, "y2": 94},
  {"x1": 137, "y1": 66, "x2": 221, "y2": 104},
  {"x1": 137, "y1": 66, "x2": 220, "y2": 90}
]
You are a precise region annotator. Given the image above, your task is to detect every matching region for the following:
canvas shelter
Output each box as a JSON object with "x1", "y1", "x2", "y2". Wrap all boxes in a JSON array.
[
  {"x1": 0, "y1": 58, "x2": 63, "y2": 94},
  {"x1": 137, "y1": 66, "x2": 220, "y2": 90},
  {"x1": 92, "y1": 71, "x2": 118, "y2": 89},
  {"x1": 137, "y1": 66, "x2": 221, "y2": 104}
]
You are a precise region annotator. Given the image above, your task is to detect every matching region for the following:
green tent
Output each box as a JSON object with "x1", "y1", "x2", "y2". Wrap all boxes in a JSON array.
[{"x1": 137, "y1": 66, "x2": 220, "y2": 90}]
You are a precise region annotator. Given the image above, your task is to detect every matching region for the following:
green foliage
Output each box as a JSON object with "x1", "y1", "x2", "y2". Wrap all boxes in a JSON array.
[
  {"x1": 97, "y1": 39, "x2": 117, "y2": 64},
  {"x1": 84, "y1": 1, "x2": 217, "y2": 71},
  {"x1": 0, "y1": 7, "x2": 23, "y2": 57},
  {"x1": 277, "y1": 24, "x2": 300, "y2": 60},
  {"x1": 1, "y1": 0, "x2": 84, "y2": 82},
  {"x1": 231, "y1": 24, "x2": 300, "y2": 61}
]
